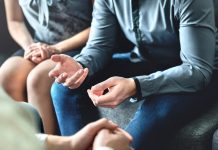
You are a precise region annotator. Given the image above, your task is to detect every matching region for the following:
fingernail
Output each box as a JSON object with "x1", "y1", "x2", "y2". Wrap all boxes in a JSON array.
[
  {"x1": 78, "y1": 69, "x2": 83, "y2": 74},
  {"x1": 109, "y1": 120, "x2": 118, "y2": 126}
]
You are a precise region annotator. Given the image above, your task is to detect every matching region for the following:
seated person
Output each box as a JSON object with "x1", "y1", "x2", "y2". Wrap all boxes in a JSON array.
[
  {"x1": 0, "y1": 87, "x2": 133, "y2": 150},
  {"x1": 0, "y1": 0, "x2": 94, "y2": 134},
  {"x1": 49, "y1": 0, "x2": 218, "y2": 149}
]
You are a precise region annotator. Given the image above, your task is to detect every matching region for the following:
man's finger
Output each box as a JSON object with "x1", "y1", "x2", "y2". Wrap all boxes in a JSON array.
[
  {"x1": 63, "y1": 69, "x2": 84, "y2": 87},
  {"x1": 115, "y1": 128, "x2": 133, "y2": 142},
  {"x1": 87, "y1": 118, "x2": 118, "y2": 133},
  {"x1": 87, "y1": 89, "x2": 99, "y2": 106},
  {"x1": 55, "y1": 72, "x2": 68, "y2": 83},
  {"x1": 89, "y1": 88, "x2": 118, "y2": 106},
  {"x1": 51, "y1": 54, "x2": 71, "y2": 63},
  {"x1": 91, "y1": 78, "x2": 115, "y2": 94},
  {"x1": 48, "y1": 68, "x2": 61, "y2": 78},
  {"x1": 72, "y1": 68, "x2": 89, "y2": 88}
]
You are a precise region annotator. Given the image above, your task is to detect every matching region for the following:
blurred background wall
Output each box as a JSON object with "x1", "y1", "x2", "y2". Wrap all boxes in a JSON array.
[{"x1": 0, "y1": 0, "x2": 19, "y2": 65}]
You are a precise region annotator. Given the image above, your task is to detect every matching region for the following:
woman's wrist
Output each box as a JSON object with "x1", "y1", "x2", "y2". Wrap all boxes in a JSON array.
[
  {"x1": 46, "y1": 135, "x2": 73, "y2": 150},
  {"x1": 51, "y1": 44, "x2": 63, "y2": 54},
  {"x1": 22, "y1": 41, "x2": 34, "y2": 51}
]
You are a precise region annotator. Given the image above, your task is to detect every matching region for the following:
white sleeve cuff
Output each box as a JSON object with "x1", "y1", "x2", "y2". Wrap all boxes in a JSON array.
[
  {"x1": 95, "y1": 146, "x2": 114, "y2": 150},
  {"x1": 35, "y1": 134, "x2": 48, "y2": 146}
]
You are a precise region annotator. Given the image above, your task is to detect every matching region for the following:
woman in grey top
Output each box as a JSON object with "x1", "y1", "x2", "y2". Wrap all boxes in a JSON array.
[
  {"x1": 49, "y1": 0, "x2": 218, "y2": 149},
  {"x1": 0, "y1": 0, "x2": 93, "y2": 134}
]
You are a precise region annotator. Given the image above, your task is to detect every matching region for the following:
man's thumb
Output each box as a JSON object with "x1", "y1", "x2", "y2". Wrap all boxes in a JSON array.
[{"x1": 51, "y1": 54, "x2": 70, "y2": 63}]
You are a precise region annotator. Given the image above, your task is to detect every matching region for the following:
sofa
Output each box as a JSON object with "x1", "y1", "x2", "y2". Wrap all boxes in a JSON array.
[
  {"x1": 1, "y1": 1, "x2": 218, "y2": 150},
  {"x1": 99, "y1": 97, "x2": 218, "y2": 150}
]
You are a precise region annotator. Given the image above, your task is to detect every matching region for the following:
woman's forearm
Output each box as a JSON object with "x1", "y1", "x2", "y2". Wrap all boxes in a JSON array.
[
  {"x1": 4, "y1": 0, "x2": 34, "y2": 51},
  {"x1": 45, "y1": 135, "x2": 73, "y2": 150},
  {"x1": 52, "y1": 27, "x2": 90, "y2": 53},
  {"x1": 8, "y1": 21, "x2": 34, "y2": 50}
]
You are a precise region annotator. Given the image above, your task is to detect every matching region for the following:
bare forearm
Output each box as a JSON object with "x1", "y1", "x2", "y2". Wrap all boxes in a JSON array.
[
  {"x1": 8, "y1": 21, "x2": 34, "y2": 50},
  {"x1": 46, "y1": 135, "x2": 73, "y2": 150},
  {"x1": 52, "y1": 28, "x2": 90, "y2": 53}
]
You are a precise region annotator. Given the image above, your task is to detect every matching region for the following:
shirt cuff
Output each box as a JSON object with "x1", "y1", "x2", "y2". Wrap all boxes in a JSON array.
[
  {"x1": 95, "y1": 146, "x2": 114, "y2": 150},
  {"x1": 35, "y1": 134, "x2": 48, "y2": 146},
  {"x1": 77, "y1": 60, "x2": 86, "y2": 69},
  {"x1": 132, "y1": 77, "x2": 143, "y2": 100}
]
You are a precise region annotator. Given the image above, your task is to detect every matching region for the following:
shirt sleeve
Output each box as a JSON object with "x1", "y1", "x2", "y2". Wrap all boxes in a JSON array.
[
  {"x1": 35, "y1": 134, "x2": 48, "y2": 147},
  {"x1": 74, "y1": 0, "x2": 118, "y2": 76},
  {"x1": 136, "y1": 0, "x2": 216, "y2": 98}
]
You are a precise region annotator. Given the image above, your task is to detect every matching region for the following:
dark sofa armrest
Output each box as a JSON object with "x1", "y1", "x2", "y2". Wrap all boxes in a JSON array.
[{"x1": 167, "y1": 101, "x2": 218, "y2": 150}]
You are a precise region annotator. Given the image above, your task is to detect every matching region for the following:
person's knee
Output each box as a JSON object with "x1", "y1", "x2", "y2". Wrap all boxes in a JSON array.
[
  {"x1": 27, "y1": 69, "x2": 43, "y2": 91},
  {"x1": 51, "y1": 82, "x2": 79, "y2": 105},
  {"x1": 0, "y1": 57, "x2": 24, "y2": 81},
  {"x1": 51, "y1": 82, "x2": 68, "y2": 99},
  {"x1": 0, "y1": 57, "x2": 33, "y2": 91},
  {"x1": 51, "y1": 79, "x2": 92, "y2": 108},
  {"x1": 27, "y1": 65, "x2": 52, "y2": 91},
  {"x1": 27, "y1": 60, "x2": 55, "y2": 91}
]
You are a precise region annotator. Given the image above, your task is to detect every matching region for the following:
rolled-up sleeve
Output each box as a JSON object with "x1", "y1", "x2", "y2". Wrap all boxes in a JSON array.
[
  {"x1": 136, "y1": 0, "x2": 216, "y2": 98},
  {"x1": 74, "y1": 0, "x2": 118, "y2": 76}
]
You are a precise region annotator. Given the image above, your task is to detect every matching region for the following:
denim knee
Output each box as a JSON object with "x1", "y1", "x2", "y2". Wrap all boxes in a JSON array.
[{"x1": 50, "y1": 82, "x2": 100, "y2": 135}]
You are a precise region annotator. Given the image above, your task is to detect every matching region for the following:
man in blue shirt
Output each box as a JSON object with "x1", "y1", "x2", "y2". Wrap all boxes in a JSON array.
[{"x1": 49, "y1": 0, "x2": 218, "y2": 149}]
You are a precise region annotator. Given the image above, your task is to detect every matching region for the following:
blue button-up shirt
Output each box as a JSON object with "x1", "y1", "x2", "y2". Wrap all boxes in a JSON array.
[{"x1": 75, "y1": 0, "x2": 217, "y2": 98}]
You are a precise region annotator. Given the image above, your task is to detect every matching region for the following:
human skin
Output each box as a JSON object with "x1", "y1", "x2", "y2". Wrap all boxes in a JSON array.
[
  {"x1": 45, "y1": 118, "x2": 133, "y2": 150},
  {"x1": 1, "y1": 0, "x2": 92, "y2": 134},
  {"x1": 49, "y1": 54, "x2": 137, "y2": 108}
]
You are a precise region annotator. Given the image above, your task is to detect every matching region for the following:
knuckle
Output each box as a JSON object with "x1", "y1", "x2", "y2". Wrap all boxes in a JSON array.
[
  {"x1": 86, "y1": 123, "x2": 95, "y2": 130},
  {"x1": 110, "y1": 105, "x2": 116, "y2": 109},
  {"x1": 101, "y1": 118, "x2": 108, "y2": 123},
  {"x1": 112, "y1": 102, "x2": 118, "y2": 106},
  {"x1": 108, "y1": 77, "x2": 116, "y2": 82},
  {"x1": 110, "y1": 95, "x2": 116, "y2": 100}
]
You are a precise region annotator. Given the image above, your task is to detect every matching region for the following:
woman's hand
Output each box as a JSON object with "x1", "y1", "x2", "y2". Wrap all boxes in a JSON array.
[
  {"x1": 24, "y1": 43, "x2": 60, "y2": 64},
  {"x1": 93, "y1": 128, "x2": 133, "y2": 150},
  {"x1": 87, "y1": 77, "x2": 136, "y2": 108},
  {"x1": 70, "y1": 118, "x2": 118, "y2": 150}
]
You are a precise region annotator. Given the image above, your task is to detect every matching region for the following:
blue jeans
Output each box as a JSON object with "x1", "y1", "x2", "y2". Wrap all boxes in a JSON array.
[{"x1": 51, "y1": 53, "x2": 218, "y2": 150}]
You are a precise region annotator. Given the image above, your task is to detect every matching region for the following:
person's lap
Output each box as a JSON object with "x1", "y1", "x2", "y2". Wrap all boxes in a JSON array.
[
  {"x1": 51, "y1": 52, "x2": 153, "y2": 135},
  {"x1": 1, "y1": 48, "x2": 80, "y2": 97},
  {"x1": 127, "y1": 79, "x2": 218, "y2": 149},
  {"x1": 0, "y1": 55, "x2": 35, "y2": 101},
  {"x1": 10, "y1": 49, "x2": 80, "y2": 80},
  {"x1": 51, "y1": 52, "x2": 218, "y2": 149}
]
